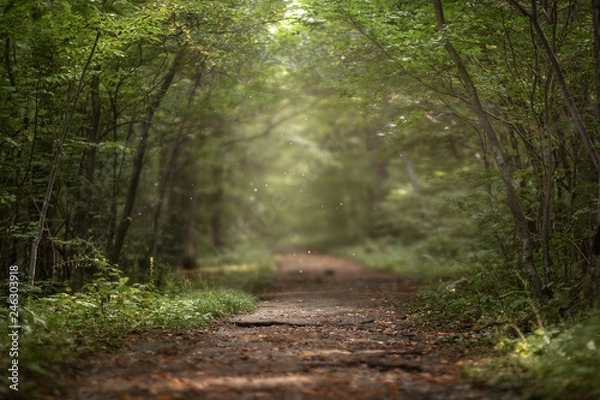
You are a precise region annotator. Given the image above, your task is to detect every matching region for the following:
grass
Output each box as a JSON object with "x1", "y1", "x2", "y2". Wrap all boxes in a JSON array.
[
  {"x1": 336, "y1": 237, "x2": 600, "y2": 399},
  {"x1": 177, "y1": 243, "x2": 277, "y2": 293},
  {"x1": 465, "y1": 311, "x2": 600, "y2": 400},
  {"x1": 0, "y1": 256, "x2": 269, "y2": 398},
  {"x1": 175, "y1": 262, "x2": 276, "y2": 294},
  {"x1": 1, "y1": 285, "x2": 256, "y2": 354},
  {"x1": 334, "y1": 237, "x2": 472, "y2": 283}
]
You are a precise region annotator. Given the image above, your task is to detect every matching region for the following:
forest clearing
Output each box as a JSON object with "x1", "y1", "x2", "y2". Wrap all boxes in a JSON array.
[{"x1": 2, "y1": 0, "x2": 600, "y2": 398}]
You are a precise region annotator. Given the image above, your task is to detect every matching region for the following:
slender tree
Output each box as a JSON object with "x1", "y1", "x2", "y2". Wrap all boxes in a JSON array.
[
  {"x1": 29, "y1": 31, "x2": 102, "y2": 286},
  {"x1": 109, "y1": 47, "x2": 184, "y2": 265},
  {"x1": 432, "y1": 0, "x2": 545, "y2": 299}
]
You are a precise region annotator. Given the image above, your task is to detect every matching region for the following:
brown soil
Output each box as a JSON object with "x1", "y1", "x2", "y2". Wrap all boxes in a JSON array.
[{"x1": 53, "y1": 254, "x2": 518, "y2": 399}]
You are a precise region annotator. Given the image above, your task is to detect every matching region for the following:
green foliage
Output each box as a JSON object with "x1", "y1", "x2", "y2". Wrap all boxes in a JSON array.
[
  {"x1": 198, "y1": 241, "x2": 275, "y2": 268},
  {"x1": 472, "y1": 312, "x2": 600, "y2": 400},
  {"x1": 0, "y1": 265, "x2": 257, "y2": 395},
  {"x1": 0, "y1": 0, "x2": 290, "y2": 281},
  {"x1": 414, "y1": 265, "x2": 538, "y2": 328},
  {"x1": 336, "y1": 237, "x2": 469, "y2": 283},
  {"x1": 308, "y1": 0, "x2": 598, "y2": 295},
  {"x1": 1, "y1": 0, "x2": 599, "y2": 397},
  {"x1": 181, "y1": 243, "x2": 277, "y2": 293}
]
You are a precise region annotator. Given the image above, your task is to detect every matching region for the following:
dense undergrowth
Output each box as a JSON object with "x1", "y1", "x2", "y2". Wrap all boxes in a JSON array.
[
  {"x1": 477, "y1": 311, "x2": 600, "y2": 400},
  {"x1": 337, "y1": 238, "x2": 600, "y2": 400},
  {"x1": 0, "y1": 248, "x2": 274, "y2": 398}
]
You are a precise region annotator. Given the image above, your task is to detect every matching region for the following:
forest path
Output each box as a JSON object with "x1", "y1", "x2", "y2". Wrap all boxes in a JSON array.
[{"x1": 63, "y1": 254, "x2": 516, "y2": 400}]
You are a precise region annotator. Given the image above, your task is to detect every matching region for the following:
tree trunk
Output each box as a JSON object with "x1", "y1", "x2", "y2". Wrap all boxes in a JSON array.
[
  {"x1": 210, "y1": 165, "x2": 225, "y2": 249},
  {"x1": 109, "y1": 48, "x2": 184, "y2": 265},
  {"x1": 145, "y1": 65, "x2": 205, "y2": 263},
  {"x1": 595, "y1": 0, "x2": 600, "y2": 125},
  {"x1": 585, "y1": 0, "x2": 600, "y2": 305},
  {"x1": 76, "y1": 73, "x2": 101, "y2": 239},
  {"x1": 145, "y1": 141, "x2": 183, "y2": 262},
  {"x1": 432, "y1": 0, "x2": 545, "y2": 299},
  {"x1": 507, "y1": 0, "x2": 600, "y2": 172},
  {"x1": 29, "y1": 32, "x2": 101, "y2": 286},
  {"x1": 507, "y1": 0, "x2": 600, "y2": 305}
]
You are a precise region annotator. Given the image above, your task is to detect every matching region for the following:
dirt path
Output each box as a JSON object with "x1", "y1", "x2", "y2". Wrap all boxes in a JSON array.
[{"x1": 59, "y1": 254, "x2": 516, "y2": 399}]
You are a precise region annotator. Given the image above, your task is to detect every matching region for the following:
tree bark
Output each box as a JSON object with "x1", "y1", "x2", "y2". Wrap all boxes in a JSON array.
[
  {"x1": 595, "y1": 0, "x2": 600, "y2": 125},
  {"x1": 210, "y1": 164, "x2": 225, "y2": 249},
  {"x1": 432, "y1": 0, "x2": 545, "y2": 299},
  {"x1": 507, "y1": 0, "x2": 600, "y2": 172},
  {"x1": 586, "y1": 0, "x2": 600, "y2": 305},
  {"x1": 507, "y1": 0, "x2": 600, "y2": 305},
  {"x1": 76, "y1": 73, "x2": 101, "y2": 239},
  {"x1": 109, "y1": 48, "x2": 184, "y2": 265},
  {"x1": 29, "y1": 32, "x2": 101, "y2": 286},
  {"x1": 145, "y1": 64, "x2": 205, "y2": 264}
]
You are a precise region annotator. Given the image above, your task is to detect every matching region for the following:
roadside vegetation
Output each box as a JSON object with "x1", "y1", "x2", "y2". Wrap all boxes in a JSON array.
[
  {"x1": 2, "y1": 0, "x2": 600, "y2": 398},
  {"x1": 313, "y1": 0, "x2": 600, "y2": 397},
  {"x1": 337, "y1": 229, "x2": 600, "y2": 400},
  {"x1": 337, "y1": 238, "x2": 600, "y2": 399},
  {"x1": 0, "y1": 247, "x2": 274, "y2": 398}
]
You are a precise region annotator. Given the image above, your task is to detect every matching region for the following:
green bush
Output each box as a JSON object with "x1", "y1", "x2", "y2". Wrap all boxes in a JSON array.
[
  {"x1": 335, "y1": 237, "x2": 472, "y2": 283},
  {"x1": 0, "y1": 265, "x2": 257, "y2": 397},
  {"x1": 473, "y1": 311, "x2": 600, "y2": 400}
]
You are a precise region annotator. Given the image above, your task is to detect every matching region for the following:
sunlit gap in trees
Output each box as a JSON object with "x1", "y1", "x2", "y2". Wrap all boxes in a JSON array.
[
  {"x1": 269, "y1": 0, "x2": 309, "y2": 34},
  {"x1": 227, "y1": 0, "x2": 391, "y2": 254},
  {"x1": 231, "y1": 93, "x2": 366, "y2": 254}
]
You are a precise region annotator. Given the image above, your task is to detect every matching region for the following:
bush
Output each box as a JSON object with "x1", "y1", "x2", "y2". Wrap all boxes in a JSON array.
[
  {"x1": 472, "y1": 311, "x2": 600, "y2": 400},
  {"x1": 0, "y1": 265, "x2": 257, "y2": 397}
]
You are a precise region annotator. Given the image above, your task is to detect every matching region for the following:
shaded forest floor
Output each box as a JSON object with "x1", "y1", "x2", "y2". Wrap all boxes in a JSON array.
[{"x1": 51, "y1": 254, "x2": 519, "y2": 399}]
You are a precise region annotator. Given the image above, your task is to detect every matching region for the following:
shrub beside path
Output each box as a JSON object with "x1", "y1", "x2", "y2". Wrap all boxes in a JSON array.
[{"x1": 59, "y1": 254, "x2": 518, "y2": 399}]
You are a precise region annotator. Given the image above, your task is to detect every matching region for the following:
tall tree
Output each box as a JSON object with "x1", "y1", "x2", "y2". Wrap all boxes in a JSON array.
[
  {"x1": 431, "y1": 0, "x2": 544, "y2": 299},
  {"x1": 305, "y1": 0, "x2": 598, "y2": 303},
  {"x1": 109, "y1": 47, "x2": 184, "y2": 265}
]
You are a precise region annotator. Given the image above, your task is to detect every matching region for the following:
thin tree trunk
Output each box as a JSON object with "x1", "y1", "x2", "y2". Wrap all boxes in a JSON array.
[
  {"x1": 540, "y1": 128, "x2": 554, "y2": 288},
  {"x1": 210, "y1": 164, "x2": 225, "y2": 249},
  {"x1": 595, "y1": 0, "x2": 600, "y2": 125},
  {"x1": 145, "y1": 142, "x2": 183, "y2": 261},
  {"x1": 76, "y1": 73, "x2": 101, "y2": 239},
  {"x1": 508, "y1": 0, "x2": 600, "y2": 172},
  {"x1": 508, "y1": 0, "x2": 600, "y2": 305},
  {"x1": 4, "y1": 37, "x2": 15, "y2": 87},
  {"x1": 404, "y1": 157, "x2": 420, "y2": 196},
  {"x1": 109, "y1": 48, "x2": 185, "y2": 265},
  {"x1": 106, "y1": 85, "x2": 126, "y2": 260},
  {"x1": 145, "y1": 65, "x2": 205, "y2": 262},
  {"x1": 182, "y1": 176, "x2": 198, "y2": 269},
  {"x1": 586, "y1": 0, "x2": 600, "y2": 305},
  {"x1": 432, "y1": 0, "x2": 545, "y2": 299},
  {"x1": 29, "y1": 32, "x2": 101, "y2": 286}
]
